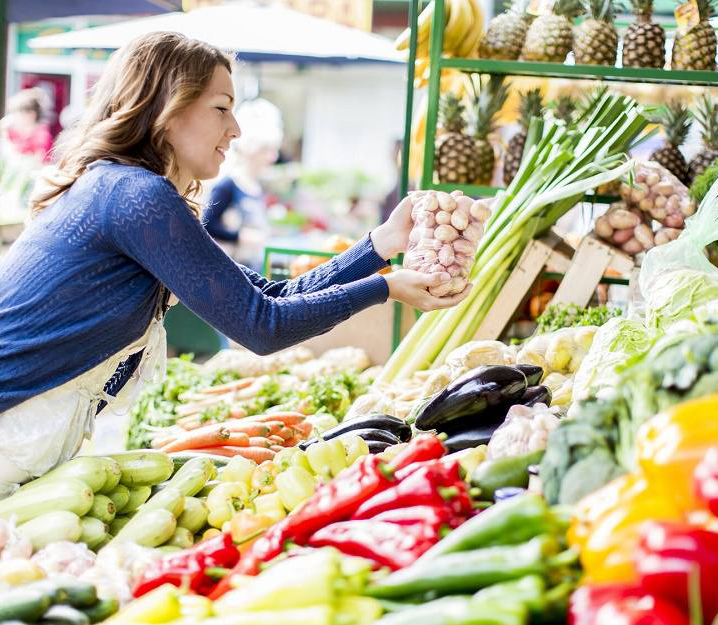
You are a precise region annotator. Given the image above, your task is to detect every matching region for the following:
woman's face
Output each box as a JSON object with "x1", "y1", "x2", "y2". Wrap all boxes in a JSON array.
[{"x1": 166, "y1": 64, "x2": 240, "y2": 188}]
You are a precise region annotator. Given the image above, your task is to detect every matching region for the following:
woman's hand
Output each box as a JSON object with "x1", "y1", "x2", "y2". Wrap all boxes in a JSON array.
[
  {"x1": 370, "y1": 196, "x2": 413, "y2": 260},
  {"x1": 384, "y1": 269, "x2": 472, "y2": 312}
]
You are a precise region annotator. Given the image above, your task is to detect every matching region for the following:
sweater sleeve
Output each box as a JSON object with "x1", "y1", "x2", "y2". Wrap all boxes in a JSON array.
[
  {"x1": 204, "y1": 178, "x2": 240, "y2": 242},
  {"x1": 104, "y1": 172, "x2": 389, "y2": 355}
]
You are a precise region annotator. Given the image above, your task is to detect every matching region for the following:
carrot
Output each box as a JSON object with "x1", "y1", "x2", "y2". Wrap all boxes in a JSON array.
[
  {"x1": 262, "y1": 421, "x2": 284, "y2": 435},
  {"x1": 249, "y1": 437, "x2": 273, "y2": 449},
  {"x1": 249, "y1": 413, "x2": 305, "y2": 426},
  {"x1": 160, "y1": 425, "x2": 230, "y2": 453},
  {"x1": 230, "y1": 407, "x2": 248, "y2": 419},
  {"x1": 278, "y1": 426, "x2": 295, "y2": 441},
  {"x1": 281, "y1": 437, "x2": 300, "y2": 448},
  {"x1": 192, "y1": 446, "x2": 276, "y2": 462},
  {"x1": 268, "y1": 435, "x2": 284, "y2": 445},
  {"x1": 177, "y1": 415, "x2": 200, "y2": 428},
  {"x1": 222, "y1": 432, "x2": 250, "y2": 447},
  {"x1": 180, "y1": 419, "x2": 205, "y2": 431},
  {"x1": 176, "y1": 400, "x2": 223, "y2": 417},
  {"x1": 151, "y1": 434, "x2": 177, "y2": 449},
  {"x1": 270, "y1": 445, "x2": 284, "y2": 453},
  {"x1": 290, "y1": 422, "x2": 314, "y2": 439},
  {"x1": 223, "y1": 421, "x2": 270, "y2": 437},
  {"x1": 199, "y1": 378, "x2": 255, "y2": 395}
]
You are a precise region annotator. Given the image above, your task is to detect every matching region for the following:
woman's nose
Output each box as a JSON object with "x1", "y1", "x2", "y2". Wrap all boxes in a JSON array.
[{"x1": 228, "y1": 114, "x2": 240, "y2": 139}]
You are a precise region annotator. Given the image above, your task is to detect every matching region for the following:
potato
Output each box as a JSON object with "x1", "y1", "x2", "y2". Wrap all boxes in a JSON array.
[
  {"x1": 680, "y1": 200, "x2": 696, "y2": 217},
  {"x1": 622, "y1": 238, "x2": 644, "y2": 255},
  {"x1": 634, "y1": 224, "x2": 654, "y2": 250},
  {"x1": 646, "y1": 172, "x2": 660, "y2": 187},
  {"x1": 613, "y1": 228, "x2": 635, "y2": 244},
  {"x1": 595, "y1": 216, "x2": 613, "y2": 239},
  {"x1": 607, "y1": 209, "x2": 640, "y2": 230},
  {"x1": 639, "y1": 198, "x2": 654, "y2": 212},
  {"x1": 664, "y1": 212, "x2": 684, "y2": 228},
  {"x1": 654, "y1": 194, "x2": 667, "y2": 208},
  {"x1": 655, "y1": 182, "x2": 675, "y2": 197}
]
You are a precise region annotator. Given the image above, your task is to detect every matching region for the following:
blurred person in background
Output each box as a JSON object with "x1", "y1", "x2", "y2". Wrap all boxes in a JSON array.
[
  {"x1": 204, "y1": 98, "x2": 282, "y2": 270},
  {"x1": 1, "y1": 88, "x2": 53, "y2": 163}
]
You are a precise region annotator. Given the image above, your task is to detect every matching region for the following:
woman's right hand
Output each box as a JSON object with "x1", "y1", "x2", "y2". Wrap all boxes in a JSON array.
[{"x1": 384, "y1": 269, "x2": 472, "y2": 312}]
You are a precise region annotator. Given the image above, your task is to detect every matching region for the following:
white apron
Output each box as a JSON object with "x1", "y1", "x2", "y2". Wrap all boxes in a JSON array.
[{"x1": 0, "y1": 293, "x2": 175, "y2": 499}]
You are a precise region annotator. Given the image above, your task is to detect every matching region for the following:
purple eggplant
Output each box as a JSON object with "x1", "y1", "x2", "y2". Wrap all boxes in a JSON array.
[
  {"x1": 519, "y1": 385, "x2": 552, "y2": 407},
  {"x1": 514, "y1": 365, "x2": 544, "y2": 386}
]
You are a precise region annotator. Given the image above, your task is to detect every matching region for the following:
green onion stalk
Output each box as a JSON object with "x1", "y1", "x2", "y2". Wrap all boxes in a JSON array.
[{"x1": 378, "y1": 93, "x2": 653, "y2": 383}]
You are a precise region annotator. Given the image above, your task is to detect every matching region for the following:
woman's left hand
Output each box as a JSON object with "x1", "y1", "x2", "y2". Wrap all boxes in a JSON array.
[{"x1": 370, "y1": 196, "x2": 413, "y2": 260}]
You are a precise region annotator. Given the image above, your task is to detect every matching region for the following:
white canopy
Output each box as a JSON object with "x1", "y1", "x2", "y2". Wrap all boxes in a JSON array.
[{"x1": 28, "y1": 0, "x2": 404, "y2": 64}]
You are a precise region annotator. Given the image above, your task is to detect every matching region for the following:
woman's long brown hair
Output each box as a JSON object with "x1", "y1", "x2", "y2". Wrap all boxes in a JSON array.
[{"x1": 31, "y1": 32, "x2": 231, "y2": 216}]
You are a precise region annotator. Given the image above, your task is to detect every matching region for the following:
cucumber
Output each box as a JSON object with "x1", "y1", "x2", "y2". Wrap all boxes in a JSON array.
[
  {"x1": 107, "y1": 451, "x2": 174, "y2": 487},
  {"x1": 18, "y1": 457, "x2": 109, "y2": 493},
  {"x1": 80, "y1": 517, "x2": 108, "y2": 550},
  {"x1": 197, "y1": 480, "x2": 221, "y2": 498},
  {"x1": 81, "y1": 598, "x2": 119, "y2": 623},
  {"x1": 42, "y1": 604, "x2": 90, "y2": 625},
  {"x1": 95, "y1": 458, "x2": 122, "y2": 494},
  {"x1": 87, "y1": 494, "x2": 115, "y2": 524},
  {"x1": 0, "y1": 479, "x2": 94, "y2": 523},
  {"x1": 111, "y1": 508, "x2": 177, "y2": 547},
  {"x1": 93, "y1": 534, "x2": 112, "y2": 551},
  {"x1": 109, "y1": 516, "x2": 131, "y2": 536},
  {"x1": 139, "y1": 487, "x2": 185, "y2": 518},
  {"x1": 52, "y1": 578, "x2": 97, "y2": 608},
  {"x1": 122, "y1": 486, "x2": 152, "y2": 514},
  {"x1": 18, "y1": 511, "x2": 82, "y2": 549},
  {"x1": 107, "y1": 485, "x2": 130, "y2": 513},
  {"x1": 0, "y1": 587, "x2": 51, "y2": 622},
  {"x1": 165, "y1": 457, "x2": 216, "y2": 496},
  {"x1": 471, "y1": 450, "x2": 545, "y2": 500},
  {"x1": 157, "y1": 545, "x2": 183, "y2": 554},
  {"x1": 170, "y1": 453, "x2": 229, "y2": 473},
  {"x1": 177, "y1": 497, "x2": 208, "y2": 534},
  {"x1": 166, "y1": 527, "x2": 194, "y2": 549}
]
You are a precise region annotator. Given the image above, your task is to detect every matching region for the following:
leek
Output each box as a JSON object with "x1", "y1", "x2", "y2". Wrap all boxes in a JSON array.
[{"x1": 378, "y1": 93, "x2": 650, "y2": 383}]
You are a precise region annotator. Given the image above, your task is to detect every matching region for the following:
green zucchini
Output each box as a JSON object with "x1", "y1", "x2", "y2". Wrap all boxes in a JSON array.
[
  {"x1": 139, "y1": 487, "x2": 185, "y2": 518},
  {"x1": 19, "y1": 511, "x2": 82, "y2": 550},
  {"x1": 106, "y1": 485, "x2": 130, "y2": 513},
  {"x1": 122, "y1": 486, "x2": 152, "y2": 514},
  {"x1": 95, "y1": 458, "x2": 122, "y2": 494},
  {"x1": 109, "y1": 516, "x2": 131, "y2": 536},
  {"x1": 165, "y1": 457, "x2": 216, "y2": 496},
  {"x1": 0, "y1": 587, "x2": 51, "y2": 622},
  {"x1": 177, "y1": 497, "x2": 208, "y2": 534},
  {"x1": 107, "y1": 451, "x2": 174, "y2": 487},
  {"x1": 52, "y1": 579, "x2": 97, "y2": 608},
  {"x1": 166, "y1": 527, "x2": 194, "y2": 549},
  {"x1": 79, "y1": 518, "x2": 108, "y2": 550},
  {"x1": 0, "y1": 479, "x2": 94, "y2": 523},
  {"x1": 170, "y1": 453, "x2": 229, "y2": 473},
  {"x1": 111, "y1": 508, "x2": 177, "y2": 547},
  {"x1": 81, "y1": 598, "x2": 119, "y2": 624},
  {"x1": 41, "y1": 604, "x2": 90, "y2": 625},
  {"x1": 87, "y1": 494, "x2": 115, "y2": 524},
  {"x1": 471, "y1": 450, "x2": 545, "y2": 500},
  {"x1": 196, "y1": 480, "x2": 221, "y2": 498},
  {"x1": 93, "y1": 534, "x2": 112, "y2": 551},
  {"x1": 18, "y1": 457, "x2": 108, "y2": 493}
]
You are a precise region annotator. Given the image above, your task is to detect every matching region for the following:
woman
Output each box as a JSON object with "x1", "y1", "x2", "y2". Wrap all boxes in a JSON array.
[
  {"x1": 0, "y1": 33, "x2": 469, "y2": 494},
  {"x1": 1, "y1": 88, "x2": 53, "y2": 163}
]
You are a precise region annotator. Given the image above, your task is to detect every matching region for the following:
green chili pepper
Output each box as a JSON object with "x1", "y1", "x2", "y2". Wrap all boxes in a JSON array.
[
  {"x1": 473, "y1": 575, "x2": 546, "y2": 615},
  {"x1": 417, "y1": 493, "x2": 555, "y2": 562},
  {"x1": 366, "y1": 535, "x2": 560, "y2": 599},
  {"x1": 372, "y1": 596, "x2": 528, "y2": 625}
]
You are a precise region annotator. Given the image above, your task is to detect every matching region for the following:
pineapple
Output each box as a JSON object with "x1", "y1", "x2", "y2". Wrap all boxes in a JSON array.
[
  {"x1": 574, "y1": 0, "x2": 619, "y2": 65},
  {"x1": 622, "y1": 0, "x2": 666, "y2": 68},
  {"x1": 671, "y1": 0, "x2": 717, "y2": 70},
  {"x1": 480, "y1": 0, "x2": 533, "y2": 60},
  {"x1": 504, "y1": 89, "x2": 544, "y2": 185},
  {"x1": 650, "y1": 100, "x2": 691, "y2": 184},
  {"x1": 469, "y1": 76, "x2": 510, "y2": 186},
  {"x1": 434, "y1": 94, "x2": 479, "y2": 184},
  {"x1": 551, "y1": 94, "x2": 578, "y2": 125},
  {"x1": 689, "y1": 94, "x2": 718, "y2": 182},
  {"x1": 521, "y1": 0, "x2": 582, "y2": 62}
]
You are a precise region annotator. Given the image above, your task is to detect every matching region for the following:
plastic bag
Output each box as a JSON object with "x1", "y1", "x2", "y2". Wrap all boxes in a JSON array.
[
  {"x1": 487, "y1": 403, "x2": 561, "y2": 459},
  {"x1": 516, "y1": 327, "x2": 598, "y2": 376},
  {"x1": 404, "y1": 190, "x2": 491, "y2": 297}
]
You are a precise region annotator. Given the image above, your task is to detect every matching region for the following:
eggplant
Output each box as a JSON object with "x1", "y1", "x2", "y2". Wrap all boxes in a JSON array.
[
  {"x1": 367, "y1": 440, "x2": 393, "y2": 454},
  {"x1": 443, "y1": 424, "x2": 500, "y2": 452},
  {"x1": 519, "y1": 385, "x2": 552, "y2": 407},
  {"x1": 300, "y1": 426, "x2": 402, "y2": 450},
  {"x1": 415, "y1": 366, "x2": 527, "y2": 431},
  {"x1": 514, "y1": 365, "x2": 544, "y2": 386}
]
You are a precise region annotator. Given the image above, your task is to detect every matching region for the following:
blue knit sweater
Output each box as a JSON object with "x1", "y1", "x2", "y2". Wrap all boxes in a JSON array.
[{"x1": 0, "y1": 162, "x2": 389, "y2": 413}]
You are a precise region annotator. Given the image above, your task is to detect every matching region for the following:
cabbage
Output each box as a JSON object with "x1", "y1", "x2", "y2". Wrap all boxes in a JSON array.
[
  {"x1": 645, "y1": 269, "x2": 718, "y2": 333},
  {"x1": 572, "y1": 318, "x2": 651, "y2": 401}
]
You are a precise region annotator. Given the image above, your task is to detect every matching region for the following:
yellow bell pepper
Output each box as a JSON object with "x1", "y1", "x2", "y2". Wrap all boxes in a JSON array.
[
  {"x1": 306, "y1": 439, "x2": 347, "y2": 479},
  {"x1": 275, "y1": 466, "x2": 317, "y2": 511},
  {"x1": 339, "y1": 435, "x2": 370, "y2": 466},
  {"x1": 222, "y1": 456, "x2": 257, "y2": 488},
  {"x1": 207, "y1": 481, "x2": 250, "y2": 529},
  {"x1": 230, "y1": 510, "x2": 274, "y2": 553},
  {"x1": 253, "y1": 493, "x2": 286, "y2": 524},
  {"x1": 636, "y1": 394, "x2": 718, "y2": 512},
  {"x1": 106, "y1": 584, "x2": 181, "y2": 624},
  {"x1": 251, "y1": 461, "x2": 280, "y2": 495}
]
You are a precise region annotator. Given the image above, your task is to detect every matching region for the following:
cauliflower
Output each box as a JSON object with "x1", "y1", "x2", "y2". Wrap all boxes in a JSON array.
[{"x1": 487, "y1": 403, "x2": 561, "y2": 459}]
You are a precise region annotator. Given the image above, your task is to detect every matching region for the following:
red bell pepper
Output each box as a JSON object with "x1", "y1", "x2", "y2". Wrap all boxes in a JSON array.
[
  {"x1": 569, "y1": 584, "x2": 689, "y2": 625},
  {"x1": 694, "y1": 447, "x2": 718, "y2": 517},
  {"x1": 351, "y1": 459, "x2": 472, "y2": 521},
  {"x1": 372, "y1": 504, "x2": 457, "y2": 528},
  {"x1": 307, "y1": 517, "x2": 445, "y2": 570},
  {"x1": 132, "y1": 532, "x2": 239, "y2": 597},
  {"x1": 387, "y1": 433, "x2": 446, "y2": 471},
  {"x1": 635, "y1": 521, "x2": 718, "y2": 622}
]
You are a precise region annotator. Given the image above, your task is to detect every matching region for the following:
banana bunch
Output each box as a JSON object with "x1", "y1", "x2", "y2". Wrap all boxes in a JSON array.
[{"x1": 395, "y1": 0, "x2": 484, "y2": 88}]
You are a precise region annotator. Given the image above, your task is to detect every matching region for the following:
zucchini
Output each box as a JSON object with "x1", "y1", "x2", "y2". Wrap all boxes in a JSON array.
[
  {"x1": 95, "y1": 458, "x2": 122, "y2": 494},
  {"x1": 0, "y1": 587, "x2": 52, "y2": 622},
  {"x1": 0, "y1": 480, "x2": 94, "y2": 523},
  {"x1": 298, "y1": 415, "x2": 411, "y2": 450},
  {"x1": 18, "y1": 457, "x2": 108, "y2": 493},
  {"x1": 197, "y1": 480, "x2": 221, "y2": 498},
  {"x1": 109, "y1": 516, "x2": 131, "y2": 536},
  {"x1": 170, "y1": 453, "x2": 229, "y2": 473},
  {"x1": 79, "y1": 518, "x2": 108, "y2": 550},
  {"x1": 52, "y1": 579, "x2": 97, "y2": 608},
  {"x1": 165, "y1": 457, "x2": 216, "y2": 496},
  {"x1": 471, "y1": 450, "x2": 545, "y2": 500},
  {"x1": 81, "y1": 599, "x2": 119, "y2": 624},
  {"x1": 122, "y1": 486, "x2": 152, "y2": 513},
  {"x1": 415, "y1": 366, "x2": 527, "y2": 432},
  {"x1": 176, "y1": 496, "x2": 208, "y2": 534},
  {"x1": 107, "y1": 451, "x2": 174, "y2": 487},
  {"x1": 19, "y1": 511, "x2": 82, "y2": 550},
  {"x1": 166, "y1": 527, "x2": 194, "y2": 549},
  {"x1": 87, "y1": 494, "x2": 115, "y2": 524},
  {"x1": 42, "y1": 605, "x2": 90, "y2": 625},
  {"x1": 106, "y1": 485, "x2": 130, "y2": 513},
  {"x1": 140, "y1": 487, "x2": 185, "y2": 518},
  {"x1": 111, "y1": 508, "x2": 177, "y2": 547},
  {"x1": 93, "y1": 534, "x2": 111, "y2": 551}
]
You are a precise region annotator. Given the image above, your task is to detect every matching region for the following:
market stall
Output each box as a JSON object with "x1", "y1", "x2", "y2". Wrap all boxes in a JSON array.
[{"x1": 5, "y1": 1, "x2": 718, "y2": 624}]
